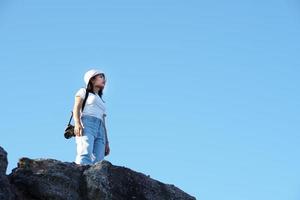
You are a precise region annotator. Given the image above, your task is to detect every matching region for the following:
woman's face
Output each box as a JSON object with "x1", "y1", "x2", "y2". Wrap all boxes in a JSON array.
[{"x1": 92, "y1": 74, "x2": 106, "y2": 89}]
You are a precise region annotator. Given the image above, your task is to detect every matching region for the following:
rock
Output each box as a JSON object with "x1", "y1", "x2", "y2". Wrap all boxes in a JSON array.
[
  {"x1": 9, "y1": 157, "x2": 88, "y2": 200},
  {"x1": 0, "y1": 146, "x2": 8, "y2": 175},
  {"x1": 82, "y1": 160, "x2": 196, "y2": 200},
  {"x1": 0, "y1": 146, "x2": 196, "y2": 200},
  {"x1": 0, "y1": 146, "x2": 14, "y2": 200}
]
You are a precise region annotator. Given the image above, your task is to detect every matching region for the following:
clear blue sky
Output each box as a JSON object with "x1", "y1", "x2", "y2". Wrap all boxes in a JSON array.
[{"x1": 0, "y1": 1, "x2": 300, "y2": 199}]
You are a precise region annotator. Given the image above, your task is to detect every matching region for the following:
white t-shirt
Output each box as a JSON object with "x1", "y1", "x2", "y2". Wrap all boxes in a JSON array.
[{"x1": 75, "y1": 88, "x2": 107, "y2": 120}]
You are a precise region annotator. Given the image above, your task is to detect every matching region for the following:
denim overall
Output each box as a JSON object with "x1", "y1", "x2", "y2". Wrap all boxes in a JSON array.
[{"x1": 75, "y1": 115, "x2": 106, "y2": 165}]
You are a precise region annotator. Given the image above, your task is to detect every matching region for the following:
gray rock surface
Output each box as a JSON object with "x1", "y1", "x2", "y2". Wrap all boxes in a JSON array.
[
  {"x1": 0, "y1": 146, "x2": 196, "y2": 200},
  {"x1": 0, "y1": 146, "x2": 14, "y2": 200}
]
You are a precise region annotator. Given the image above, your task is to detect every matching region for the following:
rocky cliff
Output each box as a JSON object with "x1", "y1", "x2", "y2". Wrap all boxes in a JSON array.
[{"x1": 0, "y1": 146, "x2": 196, "y2": 200}]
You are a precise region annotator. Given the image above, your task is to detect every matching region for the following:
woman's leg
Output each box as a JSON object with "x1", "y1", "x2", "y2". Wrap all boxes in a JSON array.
[
  {"x1": 93, "y1": 121, "x2": 106, "y2": 163},
  {"x1": 75, "y1": 134, "x2": 95, "y2": 165},
  {"x1": 75, "y1": 116, "x2": 96, "y2": 165}
]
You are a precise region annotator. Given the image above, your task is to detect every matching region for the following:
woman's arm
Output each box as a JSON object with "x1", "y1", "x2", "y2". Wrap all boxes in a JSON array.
[
  {"x1": 73, "y1": 96, "x2": 84, "y2": 136},
  {"x1": 103, "y1": 115, "x2": 109, "y2": 144},
  {"x1": 103, "y1": 114, "x2": 110, "y2": 156}
]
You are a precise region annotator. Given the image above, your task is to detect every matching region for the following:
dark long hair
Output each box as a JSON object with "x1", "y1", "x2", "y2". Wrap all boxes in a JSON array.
[{"x1": 86, "y1": 75, "x2": 106, "y2": 103}]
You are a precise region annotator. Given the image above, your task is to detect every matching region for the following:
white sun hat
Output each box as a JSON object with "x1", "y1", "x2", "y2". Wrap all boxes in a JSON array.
[{"x1": 84, "y1": 69, "x2": 105, "y2": 87}]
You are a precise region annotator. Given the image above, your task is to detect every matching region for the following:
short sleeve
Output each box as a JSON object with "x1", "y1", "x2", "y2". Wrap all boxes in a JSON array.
[{"x1": 75, "y1": 88, "x2": 86, "y2": 100}]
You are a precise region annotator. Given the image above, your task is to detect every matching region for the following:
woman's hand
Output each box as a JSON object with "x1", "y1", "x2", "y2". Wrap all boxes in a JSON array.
[
  {"x1": 105, "y1": 142, "x2": 110, "y2": 156},
  {"x1": 74, "y1": 122, "x2": 83, "y2": 136}
]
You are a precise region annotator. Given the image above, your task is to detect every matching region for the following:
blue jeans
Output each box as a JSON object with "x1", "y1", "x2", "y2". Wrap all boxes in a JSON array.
[{"x1": 75, "y1": 115, "x2": 106, "y2": 165}]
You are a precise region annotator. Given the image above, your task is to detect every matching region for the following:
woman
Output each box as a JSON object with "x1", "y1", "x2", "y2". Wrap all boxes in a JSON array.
[{"x1": 73, "y1": 69, "x2": 110, "y2": 165}]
